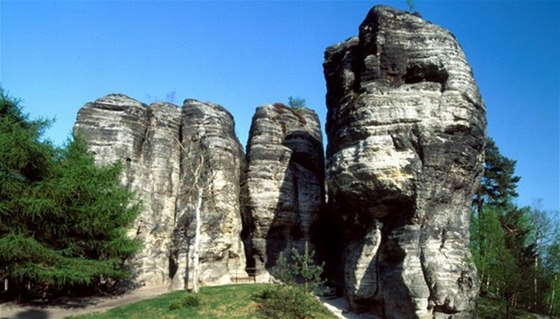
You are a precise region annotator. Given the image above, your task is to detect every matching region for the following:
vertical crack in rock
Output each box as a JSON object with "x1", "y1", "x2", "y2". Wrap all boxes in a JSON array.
[
  {"x1": 242, "y1": 103, "x2": 325, "y2": 281},
  {"x1": 323, "y1": 5, "x2": 486, "y2": 318}
]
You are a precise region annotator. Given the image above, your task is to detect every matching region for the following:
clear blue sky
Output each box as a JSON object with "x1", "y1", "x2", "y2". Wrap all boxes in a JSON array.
[{"x1": 1, "y1": 1, "x2": 558, "y2": 212}]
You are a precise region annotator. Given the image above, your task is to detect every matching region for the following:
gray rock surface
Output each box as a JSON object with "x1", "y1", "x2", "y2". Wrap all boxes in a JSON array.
[
  {"x1": 242, "y1": 104, "x2": 325, "y2": 279},
  {"x1": 323, "y1": 6, "x2": 485, "y2": 318},
  {"x1": 74, "y1": 94, "x2": 246, "y2": 288}
]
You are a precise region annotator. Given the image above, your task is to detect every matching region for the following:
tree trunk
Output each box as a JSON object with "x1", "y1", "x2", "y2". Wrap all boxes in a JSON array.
[
  {"x1": 192, "y1": 187, "x2": 203, "y2": 293},
  {"x1": 550, "y1": 274, "x2": 558, "y2": 316},
  {"x1": 532, "y1": 219, "x2": 541, "y2": 311},
  {"x1": 476, "y1": 192, "x2": 487, "y2": 294},
  {"x1": 533, "y1": 253, "x2": 538, "y2": 310}
]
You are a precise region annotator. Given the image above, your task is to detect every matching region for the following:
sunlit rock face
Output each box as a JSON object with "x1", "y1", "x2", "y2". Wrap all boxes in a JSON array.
[
  {"x1": 323, "y1": 6, "x2": 486, "y2": 318},
  {"x1": 242, "y1": 104, "x2": 325, "y2": 280},
  {"x1": 74, "y1": 94, "x2": 246, "y2": 289}
]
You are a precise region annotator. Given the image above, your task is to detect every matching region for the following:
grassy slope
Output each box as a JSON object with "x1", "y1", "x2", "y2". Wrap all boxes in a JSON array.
[{"x1": 69, "y1": 284, "x2": 336, "y2": 319}]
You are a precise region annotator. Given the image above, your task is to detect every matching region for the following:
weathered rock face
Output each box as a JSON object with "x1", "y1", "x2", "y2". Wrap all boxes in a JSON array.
[
  {"x1": 74, "y1": 94, "x2": 246, "y2": 288},
  {"x1": 323, "y1": 6, "x2": 485, "y2": 318},
  {"x1": 242, "y1": 104, "x2": 325, "y2": 278},
  {"x1": 171, "y1": 99, "x2": 246, "y2": 288}
]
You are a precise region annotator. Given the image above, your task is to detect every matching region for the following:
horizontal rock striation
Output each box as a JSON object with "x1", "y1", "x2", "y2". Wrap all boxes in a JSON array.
[
  {"x1": 74, "y1": 94, "x2": 246, "y2": 288},
  {"x1": 242, "y1": 104, "x2": 325, "y2": 279},
  {"x1": 323, "y1": 6, "x2": 485, "y2": 319}
]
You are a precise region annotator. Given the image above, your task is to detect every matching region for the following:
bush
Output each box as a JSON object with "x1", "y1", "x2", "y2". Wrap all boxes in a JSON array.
[
  {"x1": 288, "y1": 96, "x2": 306, "y2": 108},
  {"x1": 254, "y1": 285, "x2": 332, "y2": 319},
  {"x1": 169, "y1": 293, "x2": 201, "y2": 310},
  {"x1": 271, "y1": 242, "x2": 326, "y2": 295}
]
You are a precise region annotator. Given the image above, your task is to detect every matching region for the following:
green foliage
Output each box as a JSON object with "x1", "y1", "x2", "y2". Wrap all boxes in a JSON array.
[
  {"x1": 169, "y1": 293, "x2": 201, "y2": 310},
  {"x1": 288, "y1": 96, "x2": 306, "y2": 108},
  {"x1": 72, "y1": 284, "x2": 329, "y2": 319},
  {"x1": 470, "y1": 136, "x2": 560, "y2": 317},
  {"x1": 271, "y1": 252, "x2": 296, "y2": 285},
  {"x1": 0, "y1": 87, "x2": 140, "y2": 299},
  {"x1": 474, "y1": 138, "x2": 521, "y2": 209},
  {"x1": 271, "y1": 242, "x2": 326, "y2": 295},
  {"x1": 406, "y1": 0, "x2": 416, "y2": 12},
  {"x1": 254, "y1": 285, "x2": 335, "y2": 319}
]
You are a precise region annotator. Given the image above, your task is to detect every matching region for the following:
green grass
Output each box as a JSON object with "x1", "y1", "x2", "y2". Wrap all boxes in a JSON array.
[{"x1": 69, "y1": 284, "x2": 336, "y2": 319}]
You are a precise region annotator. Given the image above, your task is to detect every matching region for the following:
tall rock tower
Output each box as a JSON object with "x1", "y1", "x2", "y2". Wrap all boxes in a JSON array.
[
  {"x1": 323, "y1": 6, "x2": 486, "y2": 318},
  {"x1": 242, "y1": 104, "x2": 325, "y2": 280},
  {"x1": 74, "y1": 95, "x2": 246, "y2": 289}
]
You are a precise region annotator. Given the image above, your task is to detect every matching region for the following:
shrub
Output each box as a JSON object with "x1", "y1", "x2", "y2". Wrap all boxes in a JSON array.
[
  {"x1": 288, "y1": 96, "x2": 306, "y2": 108},
  {"x1": 254, "y1": 285, "x2": 332, "y2": 319},
  {"x1": 271, "y1": 242, "x2": 326, "y2": 295},
  {"x1": 169, "y1": 293, "x2": 201, "y2": 310}
]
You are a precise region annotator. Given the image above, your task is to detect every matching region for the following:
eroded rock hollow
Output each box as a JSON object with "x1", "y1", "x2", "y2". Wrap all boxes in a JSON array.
[{"x1": 323, "y1": 6, "x2": 485, "y2": 318}]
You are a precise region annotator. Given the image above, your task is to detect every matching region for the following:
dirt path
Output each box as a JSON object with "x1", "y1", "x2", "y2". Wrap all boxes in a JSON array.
[{"x1": 0, "y1": 285, "x2": 170, "y2": 319}]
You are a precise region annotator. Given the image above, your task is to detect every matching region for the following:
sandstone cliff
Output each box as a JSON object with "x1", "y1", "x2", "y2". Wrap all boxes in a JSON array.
[
  {"x1": 71, "y1": 6, "x2": 486, "y2": 318},
  {"x1": 242, "y1": 104, "x2": 325, "y2": 279},
  {"x1": 74, "y1": 94, "x2": 246, "y2": 288},
  {"x1": 323, "y1": 6, "x2": 486, "y2": 318}
]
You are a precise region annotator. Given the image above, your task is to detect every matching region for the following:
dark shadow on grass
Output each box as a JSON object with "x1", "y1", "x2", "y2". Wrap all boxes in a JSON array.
[{"x1": 11, "y1": 309, "x2": 49, "y2": 319}]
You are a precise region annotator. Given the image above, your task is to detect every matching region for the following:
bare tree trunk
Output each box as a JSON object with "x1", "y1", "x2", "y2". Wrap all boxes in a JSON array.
[
  {"x1": 533, "y1": 253, "x2": 538, "y2": 310},
  {"x1": 192, "y1": 186, "x2": 203, "y2": 293},
  {"x1": 550, "y1": 274, "x2": 558, "y2": 316},
  {"x1": 533, "y1": 215, "x2": 541, "y2": 311}
]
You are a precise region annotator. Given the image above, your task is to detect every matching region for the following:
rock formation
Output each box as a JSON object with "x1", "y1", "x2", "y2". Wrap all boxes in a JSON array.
[
  {"x1": 242, "y1": 104, "x2": 325, "y2": 279},
  {"x1": 323, "y1": 6, "x2": 485, "y2": 318},
  {"x1": 74, "y1": 94, "x2": 246, "y2": 288},
  {"x1": 71, "y1": 6, "x2": 487, "y2": 318}
]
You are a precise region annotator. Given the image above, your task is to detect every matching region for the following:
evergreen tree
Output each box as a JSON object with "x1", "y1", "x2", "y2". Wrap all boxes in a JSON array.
[
  {"x1": 474, "y1": 138, "x2": 521, "y2": 212},
  {"x1": 0, "y1": 88, "x2": 140, "y2": 299},
  {"x1": 472, "y1": 138, "x2": 521, "y2": 291},
  {"x1": 471, "y1": 136, "x2": 560, "y2": 317},
  {"x1": 271, "y1": 242, "x2": 326, "y2": 295}
]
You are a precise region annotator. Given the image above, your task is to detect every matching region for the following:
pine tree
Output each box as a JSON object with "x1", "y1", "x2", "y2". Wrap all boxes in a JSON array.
[
  {"x1": 474, "y1": 138, "x2": 521, "y2": 212},
  {"x1": 470, "y1": 136, "x2": 560, "y2": 317},
  {"x1": 472, "y1": 138, "x2": 521, "y2": 293},
  {"x1": 0, "y1": 88, "x2": 140, "y2": 299},
  {"x1": 271, "y1": 242, "x2": 325, "y2": 295}
]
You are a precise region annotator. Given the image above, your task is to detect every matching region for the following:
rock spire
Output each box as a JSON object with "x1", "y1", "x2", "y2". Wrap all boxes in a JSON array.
[{"x1": 323, "y1": 6, "x2": 485, "y2": 318}]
